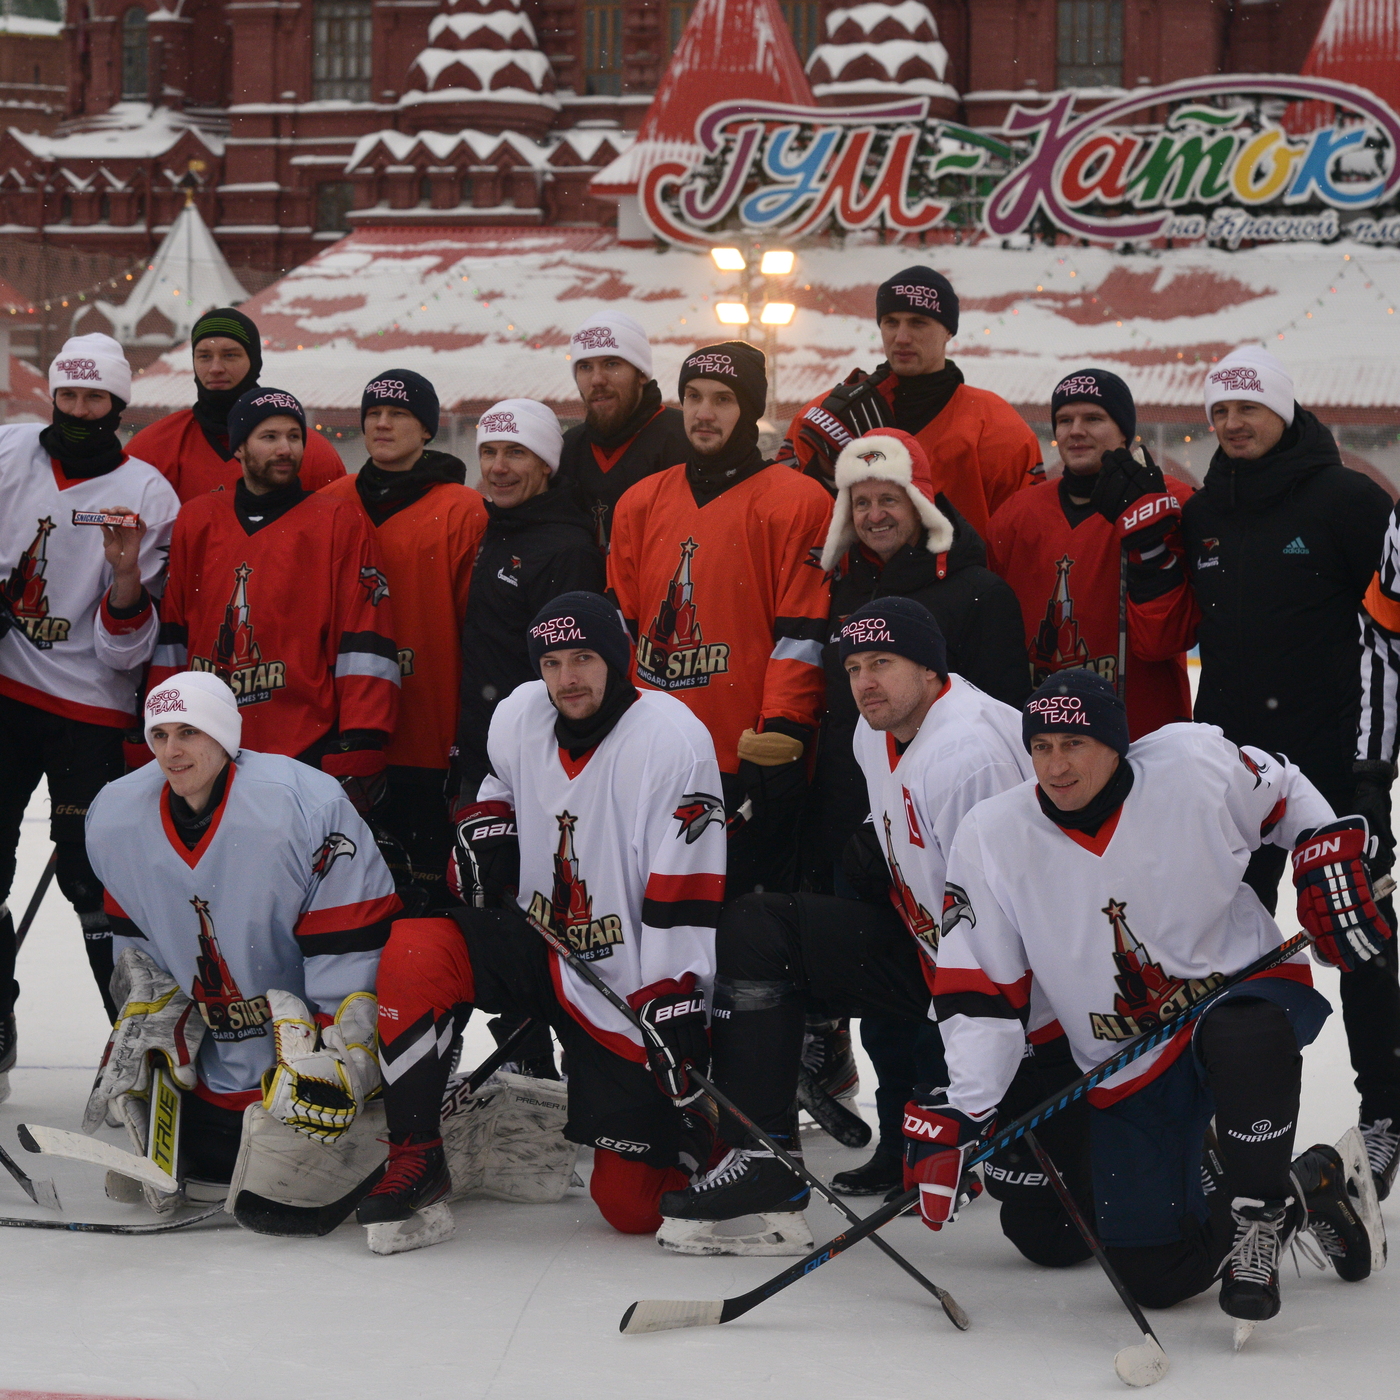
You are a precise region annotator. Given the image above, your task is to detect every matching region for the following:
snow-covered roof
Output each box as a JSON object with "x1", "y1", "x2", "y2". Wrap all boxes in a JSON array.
[
  {"x1": 409, "y1": 48, "x2": 554, "y2": 91},
  {"x1": 1303, "y1": 0, "x2": 1400, "y2": 115},
  {"x1": 824, "y1": 2, "x2": 939, "y2": 36},
  {"x1": 427, "y1": 10, "x2": 536, "y2": 44},
  {"x1": 809, "y1": 40, "x2": 949, "y2": 82},
  {"x1": 124, "y1": 227, "x2": 1400, "y2": 417},
  {"x1": 13, "y1": 104, "x2": 226, "y2": 162},
  {"x1": 0, "y1": 14, "x2": 61, "y2": 36}
]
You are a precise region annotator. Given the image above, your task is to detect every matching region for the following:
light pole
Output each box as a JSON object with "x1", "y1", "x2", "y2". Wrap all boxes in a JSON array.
[{"x1": 711, "y1": 243, "x2": 796, "y2": 419}]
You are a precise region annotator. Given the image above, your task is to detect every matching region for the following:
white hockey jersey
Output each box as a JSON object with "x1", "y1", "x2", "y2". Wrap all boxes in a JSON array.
[
  {"x1": 86, "y1": 750, "x2": 399, "y2": 1102},
  {"x1": 936, "y1": 723, "x2": 1335, "y2": 1115},
  {"x1": 478, "y1": 682, "x2": 725, "y2": 1062},
  {"x1": 851, "y1": 674, "x2": 1034, "y2": 996},
  {"x1": 0, "y1": 424, "x2": 178, "y2": 726}
]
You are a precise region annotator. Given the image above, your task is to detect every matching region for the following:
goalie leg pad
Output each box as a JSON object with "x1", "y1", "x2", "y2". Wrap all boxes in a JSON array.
[
  {"x1": 441, "y1": 1071, "x2": 578, "y2": 1204},
  {"x1": 229, "y1": 1100, "x2": 388, "y2": 1237},
  {"x1": 364, "y1": 1201, "x2": 456, "y2": 1256}
]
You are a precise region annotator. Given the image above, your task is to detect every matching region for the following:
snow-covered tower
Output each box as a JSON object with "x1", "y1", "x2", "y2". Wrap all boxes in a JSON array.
[
  {"x1": 400, "y1": 0, "x2": 560, "y2": 140},
  {"x1": 806, "y1": 2, "x2": 959, "y2": 116}
]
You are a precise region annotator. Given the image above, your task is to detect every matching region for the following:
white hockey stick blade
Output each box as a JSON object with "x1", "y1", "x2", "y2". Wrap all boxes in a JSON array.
[
  {"x1": 620, "y1": 1299, "x2": 725, "y2": 1334},
  {"x1": 1336, "y1": 1126, "x2": 1387, "y2": 1271},
  {"x1": 19, "y1": 1123, "x2": 178, "y2": 1195},
  {"x1": 1114, "y1": 1336, "x2": 1170, "y2": 1387},
  {"x1": 1232, "y1": 1320, "x2": 1255, "y2": 1352},
  {"x1": 364, "y1": 1201, "x2": 455, "y2": 1256}
]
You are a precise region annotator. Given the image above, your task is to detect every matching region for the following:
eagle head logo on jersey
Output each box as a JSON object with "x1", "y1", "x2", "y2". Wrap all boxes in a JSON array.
[
  {"x1": 311, "y1": 831, "x2": 357, "y2": 880},
  {"x1": 1028, "y1": 555, "x2": 1116, "y2": 690},
  {"x1": 358, "y1": 566, "x2": 390, "y2": 607},
  {"x1": 636, "y1": 537, "x2": 731, "y2": 691},
  {"x1": 526, "y1": 810, "x2": 624, "y2": 961},
  {"x1": 192, "y1": 562, "x2": 287, "y2": 706},
  {"x1": 188, "y1": 897, "x2": 271, "y2": 1040},
  {"x1": 2, "y1": 517, "x2": 70, "y2": 648},
  {"x1": 1087, "y1": 899, "x2": 1225, "y2": 1043},
  {"x1": 673, "y1": 791, "x2": 725, "y2": 844},
  {"x1": 941, "y1": 884, "x2": 975, "y2": 945},
  {"x1": 882, "y1": 814, "x2": 939, "y2": 956}
]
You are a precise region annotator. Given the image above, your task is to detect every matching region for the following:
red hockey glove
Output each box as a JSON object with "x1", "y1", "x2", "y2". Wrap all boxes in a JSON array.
[
  {"x1": 1292, "y1": 817, "x2": 1393, "y2": 971},
  {"x1": 902, "y1": 1088, "x2": 993, "y2": 1231},
  {"x1": 631, "y1": 975, "x2": 708, "y2": 1104},
  {"x1": 448, "y1": 800, "x2": 519, "y2": 907}
]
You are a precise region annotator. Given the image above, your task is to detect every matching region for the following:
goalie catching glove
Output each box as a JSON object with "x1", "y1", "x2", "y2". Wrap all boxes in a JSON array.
[
  {"x1": 902, "y1": 1086, "x2": 992, "y2": 1230},
  {"x1": 261, "y1": 990, "x2": 380, "y2": 1141},
  {"x1": 83, "y1": 947, "x2": 205, "y2": 1134},
  {"x1": 1292, "y1": 817, "x2": 1393, "y2": 971},
  {"x1": 630, "y1": 975, "x2": 709, "y2": 1104}
]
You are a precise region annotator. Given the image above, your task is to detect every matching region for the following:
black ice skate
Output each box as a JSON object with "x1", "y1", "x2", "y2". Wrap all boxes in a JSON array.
[
  {"x1": 657, "y1": 1144, "x2": 812, "y2": 1256},
  {"x1": 1219, "y1": 1194, "x2": 1304, "y2": 1343},
  {"x1": 357, "y1": 1135, "x2": 454, "y2": 1255},
  {"x1": 1291, "y1": 1143, "x2": 1372, "y2": 1283},
  {"x1": 1360, "y1": 1116, "x2": 1399, "y2": 1202},
  {"x1": 800, "y1": 1017, "x2": 858, "y2": 1102},
  {"x1": 832, "y1": 1142, "x2": 903, "y2": 1196},
  {"x1": 0, "y1": 1012, "x2": 15, "y2": 1105}
]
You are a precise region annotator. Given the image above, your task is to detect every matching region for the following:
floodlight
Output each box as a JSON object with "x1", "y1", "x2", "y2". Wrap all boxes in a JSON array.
[{"x1": 711, "y1": 247, "x2": 747, "y2": 271}]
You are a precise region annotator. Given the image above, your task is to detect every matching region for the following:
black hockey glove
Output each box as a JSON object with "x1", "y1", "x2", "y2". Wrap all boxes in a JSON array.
[
  {"x1": 734, "y1": 722, "x2": 809, "y2": 828},
  {"x1": 1088, "y1": 446, "x2": 1166, "y2": 526},
  {"x1": 841, "y1": 821, "x2": 892, "y2": 904},
  {"x1": 448, "y1": 800, "x2": 519, "y2": 907},
  {"x1": 631, "y1": 976, "x2": 709, "y2": 1103},
  {"x1": 1353, "y1": 761, "x2": 1397, "y2": 878}
]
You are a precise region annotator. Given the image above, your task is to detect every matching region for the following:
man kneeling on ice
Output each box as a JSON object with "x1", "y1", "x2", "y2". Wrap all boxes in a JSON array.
[
  {"x1": 918, "y1": 671, "x2": 1387, "y2": 1330},
  {"x1": 83, "y1": 672, "x2": 398, "y2": 1217},
  {"x1": 359, "y1": 591, "x2": 726, "y2": 1253}
]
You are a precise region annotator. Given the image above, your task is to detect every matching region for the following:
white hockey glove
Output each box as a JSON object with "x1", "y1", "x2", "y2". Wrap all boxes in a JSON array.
[
  {"x1": 260, "y1": 990, "x2": 380, "y2": 1142},
  {"x1": 83, "y1": 947, "x2": 205, "y2": 1134}
]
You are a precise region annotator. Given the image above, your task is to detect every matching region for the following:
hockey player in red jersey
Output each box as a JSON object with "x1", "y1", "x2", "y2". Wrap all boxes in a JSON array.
[
  {"x1": 987, "y1": 369, "x2": 1197, "y2": 739},
  {"x1": 126, "y1": 308, "x2": 346, "y2": 503},
  {"x1": 1, "y1": 333, "x2": 179, "y2": 1044},
  {"x1": 321, "y1": 370, "x2": 486, "y2": 910},
  {"x1": 608, "y1": 342, "x2": 832, "y2": 894},
  {"x1": 919, "y1": 670, "x2": 1384, "y2": 1330},
  {"x1": 150, "y1": 387, "x2": 400, "y2": 814},
  {"x1": 361, "y1": 592, "x2": 725, "y2": 1252},
  {"x1": 84, "y1": 672, "x2": 397, "y2": 1206}
]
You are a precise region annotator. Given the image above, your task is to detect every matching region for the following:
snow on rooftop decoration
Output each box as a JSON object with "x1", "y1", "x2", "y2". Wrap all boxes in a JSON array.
[
  {"x1": 401, "y1": 0, "x2": 558, "y2": 138},
  {"x1": 807, "y1": 1, "x2": 957, "y2": 109}
]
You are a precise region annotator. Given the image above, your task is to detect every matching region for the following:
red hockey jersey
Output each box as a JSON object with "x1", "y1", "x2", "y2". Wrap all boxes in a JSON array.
[
  {"x1": 127, "y1": 409, "x2": 346, "y2": 504},
  {"x1": 150, "y1": 490, "x2": 400, "y2": 757},
  {"x1": 987, "y1": 475, "x2": 1198, "y2": 740},
  {"x1": 608, "y1": 463, "x2": 832, "y2": 773}
]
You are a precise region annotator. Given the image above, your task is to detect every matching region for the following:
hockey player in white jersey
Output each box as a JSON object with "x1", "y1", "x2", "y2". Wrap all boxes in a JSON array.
[
  {"x1": 84, "y1": 672, "x2": 399, "y2": 1203},
  {"x1": 918, "y1": 669, "x2": 1389, "y2": 1329},
  {"x1": 0, "y1": 333, "x2": 179, "y2": 1059},
  {"x1": 361, "y1": 590, "x2": 725, "y2": 1251},
  {"x1": 657, "y1": 597, "x2": 1048, "y2": 1255}
]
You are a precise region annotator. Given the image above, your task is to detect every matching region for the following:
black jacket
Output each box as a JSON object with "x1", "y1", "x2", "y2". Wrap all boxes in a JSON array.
[
  {"x1": 1183, "y1": 406, "x2": 1391, "y2": 799},
  {"x1": 807, "y1": 497, "x2": 1031, "y2": 874},
  {"x1": 557, "y1": 385, "x2": 690, "y2": 550},
  {"x1": 456, "y1": 482, "x2": 605, "y2": 797}
]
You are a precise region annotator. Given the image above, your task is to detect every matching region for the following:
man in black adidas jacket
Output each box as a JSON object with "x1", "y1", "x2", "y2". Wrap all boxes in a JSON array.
[{"x1": 1184, "y1": 344, "x2": 1400, "y2": 1162}]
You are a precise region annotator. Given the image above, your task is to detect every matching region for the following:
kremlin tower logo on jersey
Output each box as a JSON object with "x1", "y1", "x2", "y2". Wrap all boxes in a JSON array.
[
  {"x1": 1030, "y1": 555, "x2": 1116, "y2": 689},
  {"x1": 189, "y1": 897, "x2": 271, "y2": 1040},
  {"x1": 190, "y1": 562, "x2": 286, "y2": 705},
  {"x1": 636, "y1": 537, "x2": 730, "y2": 690},
  {"x1": 882, "y1": 814, "x2": 939, "y2": 956},
  {"x1": 1088, "y1": 900, "x2": 1225, "y2": 1042},
  {"x1": 526, "y1": 810, "x2": 623, "y2": 961},
  {"x1": 2, "y1": 517, "x2": 70, "y2": 648}
]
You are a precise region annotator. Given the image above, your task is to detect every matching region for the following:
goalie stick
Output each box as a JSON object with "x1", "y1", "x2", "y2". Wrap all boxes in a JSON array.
[
  {"x1": 619, "y1": 920, "x2": 1342, "y2": 1335},
  {"x1": 520, "y1": 910, "x2": 968, "y2": 1331},
  {"x1": 18, "y1": 1122, "x2": 179, "y2": 1194},
  {"x1": 13, "y1": 848, "x2": 57, "y2": 951}
]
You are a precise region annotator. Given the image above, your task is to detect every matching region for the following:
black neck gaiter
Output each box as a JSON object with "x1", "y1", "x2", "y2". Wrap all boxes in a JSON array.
[
  {"x1": 235, "y1": 476, "x2": 306, "y2": 534},
  {"x1": 192, "y1": 368, "x2": 261, "y2": 459},
  {"x1": 554, "y1": 668, "x2": 639, "y2": 758},
  {"x1": 685, "y1": 418, "x2": 766, "y2": 507},
  {"x1": 892, "y1": 361, "x2": 965, "y2": 435},
  {"x1": 40, "y1": 403, "x2": 126, "y2": 478},
  {"x1": 1037, "y1": 754, "x2": 1135, "y2": 836},
  {"x1": 168, "y1": 763, "x2": 231, "y2": 850},
  {"x1": 355, "y1": 449, "x2": 466, "y2": 527}
]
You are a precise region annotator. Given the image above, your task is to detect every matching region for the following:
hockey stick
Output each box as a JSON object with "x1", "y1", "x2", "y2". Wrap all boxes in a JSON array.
[
  {"x1": 0, "y1": 1141, "x2": 60, "y2": 1211},
  {"x1": 796, "y1": 1064, "x2": 871, "y2": 1148},
  {"x1": 519, "y1": 911, "x2": 968, "y2": 1330},
  {"x1": 0, "y1": 1203, "x2": 226, "y2": 1235},
  {"x1": 1116, "y1": 538, "x2": 1128, "y2": 704},
  {"x1": 17, "y1": 1123, "x2": 179, "y2": 1194},
  {"x1": 1024, "y1": 1130, "x2": 1169, "y2": 1388},
  {"x1": 13, "y1": 849, "x2": 57, "y2": 952},
  {"x1": 620, "y1": 923, "x2": 1334, "y2": 1334}
]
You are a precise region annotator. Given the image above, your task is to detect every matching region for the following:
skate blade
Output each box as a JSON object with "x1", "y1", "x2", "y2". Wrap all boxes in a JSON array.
[
  {"x1": 1115, "y1": 1336, "x2": 1170, "y2": 1386},
  {"x1": 183, "y1": 1178, "x2": 230, "y2": 1205},
  {"x1": 0, "y1": 1072, "x2": 9, "y2": 1106},
  {"x1": 1232, "y1": 1320, "x2": 1255, "y2": 1352},
  {"x1": 656, "y1": 1211, "x2": 813, "y2": 1257},
  {"x1": 620, "y1": 1299, "x2": 724, "y2": 1334},
  {"x1": 364, "y1": 1201, "x2": 455, "y2": 1256},
  {"x1": 1337, "y1": 1126, "x2": 1388, "y2": 1271}
]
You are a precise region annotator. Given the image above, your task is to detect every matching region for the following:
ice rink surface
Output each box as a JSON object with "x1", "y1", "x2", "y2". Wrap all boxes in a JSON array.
[{"x1": 1, "y1": 788, "x2": 1393, "y2": 1400}]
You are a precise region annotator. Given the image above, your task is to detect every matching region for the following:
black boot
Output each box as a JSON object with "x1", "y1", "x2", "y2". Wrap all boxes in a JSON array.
[
  {"x1": 1218, "y1": 1195, "x2": 1304, "y2": 1322},
  {"x1": 832, "y1": 1142, "x2": 903, "y2": 1196}
]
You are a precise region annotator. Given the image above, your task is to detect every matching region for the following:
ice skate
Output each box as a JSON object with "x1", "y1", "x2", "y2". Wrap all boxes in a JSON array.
[
  {"x1": 1218, "y1": 1195, "x2": 1303, "y2": 1336},
  {"x1": 1291, "y1": 1143, "x2": 1371, "y2": 1282},
  {"x1": 657, "y1": 1145, "x2": 811, "y2": 1256},
  {"x1": 800, "y1": 1017, "x2": 858, "y2": 1104},
  {"x1": 1359, "y1": 1116, "x2": 1399, "y2": 1203},
  {"x1": 0, "y1": 1012, "x2": 15, "y2": 1106},
  {"x1": 1336, "y1": 1127, "x2": 1388, "y2": 1271},
  {"x1": 831, "y1": 1143, "x2": 903, "y2": 1196},
  {"x1": 358, "y1": 1135, "x2": 454, "y2": 1254}
]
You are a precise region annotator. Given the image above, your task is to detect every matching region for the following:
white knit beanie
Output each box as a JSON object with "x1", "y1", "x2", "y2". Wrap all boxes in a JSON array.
[
  {"x1": 569, "y1": 311, "x2": 653, "y2": 379},
  {"x1": 144, "y1": 672, "x2": 242, "y2": 759},
  {"x1": 49, "y1": 332, "x2": 132, "y2": 405},
  {"x1": 476, "y1": 398, "x2": 563, "y2": 474},
  {"x1": 1203, "y1": 345, "x2": 1296, "y2": 427}
]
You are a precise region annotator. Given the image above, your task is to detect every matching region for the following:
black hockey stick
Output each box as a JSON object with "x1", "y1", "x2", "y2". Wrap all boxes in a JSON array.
[
  {"x1": 14, "y1": 849, "x2": 57, "y2": 952},
  {"x1": 796, "y1": 1064, "x2": 871, "y2": 1148},
  {"x1": 0, "y1": 1141, "x2": 60, "y2": 1211},
  {"x1": 0, "y1": 1203, "x2": 227, "y2": 1235},
  {"x1": 519, "y1": 911, "x2": 967, "y2": 1330},
  {"x1": 1024, "y1": 1131, "x2": 1168, "y2": 1388},
  {"x1": 621, "y1": 924, "x2": 1327, "y2": 1334}
]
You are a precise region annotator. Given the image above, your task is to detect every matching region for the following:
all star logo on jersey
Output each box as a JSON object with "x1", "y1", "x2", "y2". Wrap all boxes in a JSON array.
[
  {"x1": 189, "y1": 897, "x2": 270, "y2": 1040},
  {"x1": 1088, "y1": 899, "x2": 1225, "y2": 1042},
  {"x1": 2, "y1": 517, "x2": 71, "y2": 648},
  {"x1": 526, "y1": 810, "x2": 624, "y2": 961},
  {"x1": 672, "y1": 791, "x2": 725, "y2": 843},
  {"x1": 636, "y1": 537, "x2": 730, "y2": 690},
  {"x1": 882, "y1": 814, "x2": 938, "y2": 956},
  {"x1": 190, "y1": 562, "x2": 287, "y2": 705},
  {"x1": 310, "y1": 831, "x2": 356, "y2": 880},
  {"x1": 1029, "y1": 554, "x2": 1117, "y2": 688}
]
